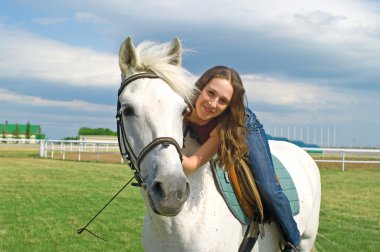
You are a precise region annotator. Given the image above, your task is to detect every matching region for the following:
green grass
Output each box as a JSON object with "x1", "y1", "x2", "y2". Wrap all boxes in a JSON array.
[
  {"x1": 0, "y1": 147, "x2": 145, "y2": 252},
  {"x1": 1, "y1": 147, "x2": 380, "y2": 251},
  {"x1": 315, "y1": 167, "x2": 380, "y2": 252}
]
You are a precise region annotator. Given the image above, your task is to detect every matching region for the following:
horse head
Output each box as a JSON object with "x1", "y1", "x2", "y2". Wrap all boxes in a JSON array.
[{"x1": 117, "y1": 37, "x2": 193, "y2": 216}]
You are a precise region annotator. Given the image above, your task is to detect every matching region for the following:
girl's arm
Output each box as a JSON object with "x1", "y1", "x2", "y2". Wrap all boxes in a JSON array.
[{"x1": 182, "y1": 128, "x2": 219, "y2": 176}]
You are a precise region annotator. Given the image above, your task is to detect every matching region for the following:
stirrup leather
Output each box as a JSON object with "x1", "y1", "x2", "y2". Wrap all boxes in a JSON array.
[{"x1": 230, "y1": 159, "x2": 264, "y2": 222}]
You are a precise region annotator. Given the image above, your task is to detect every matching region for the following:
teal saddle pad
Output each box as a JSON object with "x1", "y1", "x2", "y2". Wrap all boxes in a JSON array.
[{"x1": 212, "y1": 155, "x2": 300, "y2": 225}]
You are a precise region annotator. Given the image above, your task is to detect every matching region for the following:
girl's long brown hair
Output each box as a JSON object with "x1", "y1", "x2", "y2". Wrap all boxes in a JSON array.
[{"x1": 193, "y1": 66, "x2": 248, "y2": 171}]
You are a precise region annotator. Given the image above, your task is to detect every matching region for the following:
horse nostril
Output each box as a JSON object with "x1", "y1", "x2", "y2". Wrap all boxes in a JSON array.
[
  {"x1": 177, "y1": 190, "x2": 183, "y2": 199},
  {"x1": 152, "y1": 179, "x2": 189, "y2": 201},
  {"x1": 152, "y1": 180, "x2": 165, "y2": 197},
  {"x1": 177, "y1": 181, "x2": 190, "y2": 200}
]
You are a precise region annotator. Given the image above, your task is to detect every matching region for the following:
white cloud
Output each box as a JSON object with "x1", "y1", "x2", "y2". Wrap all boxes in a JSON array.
[
  {"x1": 2, "y1": 1, "x2": 380, "y2": 89},
  {"x1": 242, "y1": 74, "x2": 359, "y2": 111},
  {"x1": 1, "y1": 0, "x2": 379, "y2": 145},
  {"x1": 0, "y1": 23, "x2": 119, "y2": 87},
  {"x1": 240, "y1": 74, "x2": 367, "y2": 126},
  {"x1": 0, "y1": 88, "x2": 113, "y2": 112},
  {"x1": 96, "y1": 0, "x2": 380, "y2": 34},
  {"x1": 74, "y1": 12, "x2": 107, "y2": 24},
  {"x1": 31, "y1": 17, "x2": 67, "y2": 25},
  {"x1": 91, "y1": 0, "x2": 380, "y2": 81}
]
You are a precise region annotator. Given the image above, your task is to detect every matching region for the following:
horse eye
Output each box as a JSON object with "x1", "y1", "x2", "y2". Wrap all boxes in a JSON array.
[{"x1": 122, "y1": 105, "x2": 134, "y2": 116}]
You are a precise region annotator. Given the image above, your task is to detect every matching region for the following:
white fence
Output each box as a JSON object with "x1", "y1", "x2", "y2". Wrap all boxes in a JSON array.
[
  {"x1": 39, "y1": 139, "x2": 122, "y2": 163},
  {"x1": 304, "y1": 147, "x2": 380, "y2": 171},
  {"x1": 34, "y1": 140, "x2": 380, "y2": 171},
  {"x1": 1, "y1": 138, "x2": 379, "y2": 171}
]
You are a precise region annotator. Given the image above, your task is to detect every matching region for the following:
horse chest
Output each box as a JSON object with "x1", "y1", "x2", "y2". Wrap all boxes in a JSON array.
[{"x1": 142, "y1": 166, "x2": 244, "y2": 252}]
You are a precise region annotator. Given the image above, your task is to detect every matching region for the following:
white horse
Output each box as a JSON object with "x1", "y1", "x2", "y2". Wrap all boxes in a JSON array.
[{"x1": 117, "y1": 37, "x2": 321, "y2": 252}]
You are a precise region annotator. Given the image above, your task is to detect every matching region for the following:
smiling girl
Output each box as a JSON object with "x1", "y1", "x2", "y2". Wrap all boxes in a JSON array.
[{"x1": 182, "y1": 66, "x2": 300, "y2": 252}]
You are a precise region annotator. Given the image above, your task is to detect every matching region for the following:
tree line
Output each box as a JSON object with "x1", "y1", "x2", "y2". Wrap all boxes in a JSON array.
[
  {"x1": 62, "y1": 127, "x2": 117, "y2": 140},
  {"x1": 78, "y1": 127, "x2": 117, "y2": 136}
]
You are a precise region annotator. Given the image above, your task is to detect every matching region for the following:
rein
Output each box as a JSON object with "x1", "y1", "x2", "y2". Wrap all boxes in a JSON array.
[{"x1": 77, "y1": 72, "x2": 184, "y2": 241}]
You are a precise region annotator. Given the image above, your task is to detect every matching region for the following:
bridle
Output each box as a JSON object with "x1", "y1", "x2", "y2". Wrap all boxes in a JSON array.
[
  {"x1": 116, "y1": 72, "x2": 184, "y2": 190},
  {"x1": 77, "y1": 72, "x2": 185, "y2": 240}
]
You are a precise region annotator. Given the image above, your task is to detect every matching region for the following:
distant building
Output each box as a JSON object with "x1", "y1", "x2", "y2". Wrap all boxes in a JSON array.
[{"x1": 0, "y1": 123, "x2": 45, "y2": 143}]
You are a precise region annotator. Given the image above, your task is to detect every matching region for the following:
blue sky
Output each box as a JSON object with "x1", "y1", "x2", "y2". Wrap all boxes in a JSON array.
[{"x1": 1, "y1": 0, "x2": 380, "y2": 147}]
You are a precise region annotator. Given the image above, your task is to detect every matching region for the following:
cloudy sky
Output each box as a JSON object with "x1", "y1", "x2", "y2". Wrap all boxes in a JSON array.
[{"x1": 1, "y1": 0, "x2": 380, "y2": 147}]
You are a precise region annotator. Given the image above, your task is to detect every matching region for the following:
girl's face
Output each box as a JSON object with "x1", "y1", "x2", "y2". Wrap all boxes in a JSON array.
[{"x1": 193, "y1": 77, "x2": 233, "y2": 124}]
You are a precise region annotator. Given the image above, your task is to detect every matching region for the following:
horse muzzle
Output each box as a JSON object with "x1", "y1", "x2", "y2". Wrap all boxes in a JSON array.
[{"x1": 147, "y1": 172, "x2": 190, "y2": 216}]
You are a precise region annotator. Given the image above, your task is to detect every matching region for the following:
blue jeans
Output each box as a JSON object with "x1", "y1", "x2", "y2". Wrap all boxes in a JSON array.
[{"x1": 245, "y1": 108, "x2": 300, "y2": 246}]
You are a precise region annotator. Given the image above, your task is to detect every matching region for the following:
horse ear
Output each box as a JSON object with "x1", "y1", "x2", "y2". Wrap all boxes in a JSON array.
[
  {"x1": 119, "y1": 37, "x2": 137, "y2": 74},
  {"x1": 167, "y1": 37, "x2": 182, "y2": 66}
]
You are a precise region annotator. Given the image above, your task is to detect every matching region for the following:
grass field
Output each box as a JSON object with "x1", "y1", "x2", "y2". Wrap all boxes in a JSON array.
[
  {"x1": 0, "y1": 146, "x2": 144, "y2": 252},
  {"x1": 1, "y1": 146, "x2": 379, "y2": 251}
]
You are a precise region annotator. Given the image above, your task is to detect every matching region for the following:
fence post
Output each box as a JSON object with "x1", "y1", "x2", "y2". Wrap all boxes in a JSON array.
[
  {"x1": 96, "y1": 143, "x2": 99, "y2": 162},
  {"x1": 78, "y1": 142, "x2": 81, "y2": 161},
  {"x1": 342, "y1": 151, "x2": 345, "y2": 172},
  {"x1": 44, "y1": 141, "x2": 48, "y2": 157},
  {"x1": 51, "y1": 142, "x2": 55, "y2": 159},
  {"x1": 39, "y1": 140, "x2": 45, "y2": 157}
]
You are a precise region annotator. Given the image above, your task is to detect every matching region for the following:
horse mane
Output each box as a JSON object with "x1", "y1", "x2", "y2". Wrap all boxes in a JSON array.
[{"x1": 134, "y1": 41, "x2": 196, "y2": 104}]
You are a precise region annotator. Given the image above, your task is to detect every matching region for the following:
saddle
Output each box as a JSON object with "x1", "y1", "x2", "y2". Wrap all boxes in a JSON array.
[
  {"x1": 211, "y1": 157, "x2": 300, "y2": 252},
  {"x1": 211, "y1": 159, "x2": 264, "y2": 251},
  {"x1": 230, "y1": 160, "x2": 266, "y2": 252},
  {"x1": 230, "y1": 160, "x2": 264, "y2": 221}
]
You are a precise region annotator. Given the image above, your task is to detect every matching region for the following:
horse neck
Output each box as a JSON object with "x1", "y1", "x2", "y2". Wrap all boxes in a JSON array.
[
  {"x1": 185, "y1": 161, "x2": 214, "y2": 208},
  {"x1": 181, "y1": 136, "x2": 214, "y2": 211},
  {"x1": 142, "y1": 137, "x2": 246, "y2": 251}
]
